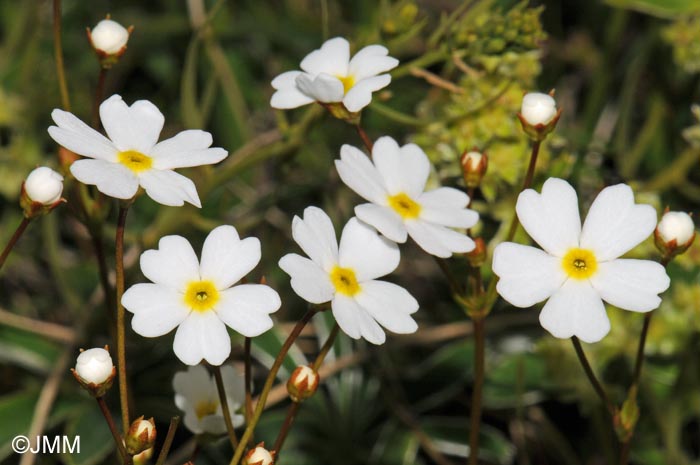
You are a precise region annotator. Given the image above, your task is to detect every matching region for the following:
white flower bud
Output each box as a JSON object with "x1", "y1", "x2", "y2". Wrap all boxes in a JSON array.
[
  {"x1": 90, "y1": 19, "x2": 129, "y2": 54},
  {"x1": 126, "y1": 417, "x2": 156, "y2": 455},
  {"x1": 75, "y1": 348, "x2": 114, "y2": 385},
  {"x1": 24, "y1": 167, "x2": 63, "y2": 205},
  {"x1": 245, "y1": 445, "x2": 274, "y2": 465},
  {"x1": 658, "y1": 212, "x2": 695, "y2": 245},
  {"x1": 521, "y1": 92, "x2": 557, "y2": 126}
]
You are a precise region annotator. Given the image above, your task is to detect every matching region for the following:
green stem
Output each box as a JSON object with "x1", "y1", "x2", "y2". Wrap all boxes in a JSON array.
[
  {"x1": 228, "y1": 309, "x2": 318, "y2": 465},
  {"x1": 96, "y1": 396, "x2": 130, "y2": 463},
  {"x1": 213, "y1": 365, "x2": 239, "y2": 448},
  {"x1": 52, "y1": 0, "x2": 70, "y2": 111},
  {"x1": 467, "y1": 317, "x2": 485, "y2": 465},
  {"x1": 92, "y1": 67, "x2": 108, "y2": 129},
  {"x1": 571, "y1": 336, "x2": 616, "y2": 417},
  {"x1": 354, "y1": 124, "x2": 374, "y2": 153},
  {"x1": 0, "y1": 217, "x2": 31, "y2": 272},
  {"x1": 244, "y1": 337, "x2": 253, "y2": 425},
  {"x1": 116, "y1": 205, "x2": 131, "y2": 433}
]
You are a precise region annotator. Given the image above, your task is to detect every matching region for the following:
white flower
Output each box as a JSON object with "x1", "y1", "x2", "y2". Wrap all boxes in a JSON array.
[
  {"x1": 90, "y1": 19, "x2": 130, "y2": 54},
  {"x1": 271, "y1": 37, "x2": 398, "y2": 113},
  {"x1": 122, "y1": 225, "x2": 281, "y2": 365},
  {"x1": 521, "y1": 92, "x2": 557, "y2": 126},
  {"x1": 48, "y1": 94, "x2": 228, "y2": 207},
  {"x1": 334, "y1": 136, "x2": 479, "y2": 258},
  {"x1": 493, "y1": 178, "x2": 670, "y2": 343},
  {"x1": 173, "y1": 365, "x2": 245, "y2": 435},
  {"x1": 657, "y1": 211, "x2": 695, "y2": 245},
  {"x1": 279, "y1": 207, "x2": 419, "y2": 345},
  {"x1": 24, "y1": 167, "x2": 63, "y2": 204},
  {"x1": 75, "y1": 348, "x2": 114, "y2": 384},
  {"x1": 245, "y1": 445, "x2": 274, "y2": 465}
]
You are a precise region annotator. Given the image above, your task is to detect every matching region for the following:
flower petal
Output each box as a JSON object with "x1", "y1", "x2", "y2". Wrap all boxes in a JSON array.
[
  {"x1": 418, "y1": 199, "x2": 479, "y2": 229},
  {"x1": 140, "y1": 235, "x2": 200, "y2": 291},
  {"x1": 300, "y1": 37, "x2": 350, "y2": 76},
  {"x1": 493, "y1": 242, "x2": 566, "y2": 308},
  {"x1": 589, "y1": 259, "x2": 670, "y2": 312},
  {"x1": 173, "y1": 312, "x2": 231, "y2": 366},
  {"x1": 70, "y1": 159, "x2": 139, "y2": 199},
  {"x1": 348, "y1": 45, "x2": 399, "y2": 81},
  {"x1": 200, "y1": 226, "x2": 261, "y2": 289},
  {"x1": 338, "y1": 217, "x2": 400, "y2": 281},
  {"x1": 122, "y1": 283, "x2": 190, "y2": 337},
  {"x1": 215, "y1": 284, "x2": 281, "y2": 337},
  {"x1": 372, "y1": 136, "x2": 429, "y2": 197},
  {"x1": 150, "y1": 130, "x2": 227, "y2": 170},
  {"x1": 405, "y1": 220, "x2": 475, "y2": 258},
  {"x1": 418, "y1": 187, "x2": 470, "y2": 209},
  {"x1": 99, "y1": 95, "x2": 163, "y2": 153},
  {"x1": 49, "y1": 109, "x2": 118, "y2": 161},
  {"x1": 335, "y1": 144, "x2": 387, "y2": 204},
  {"x1": 516, "y1": 178, "x2": 582, "y2": 257},
  {"x1": 331, "y1": 294, "x2": 386, "y2": 344},
  {"x1": 355, "y1": 203, "x2": 407, "y2": 243},
  {"x1": 343, "y1": 74, "x2": 391, "y2": 112},
  {"x1": 270, "y1": 71, "x2": 315, "y2": 109},
  {"x1": 579, "y1": 184, "x2": 657, "y2": 261},
  {"x1": 278, "y1": 254, "x2": 335, "y2": 304},
  {"x1": 290, "y1": 206, "x2": 339, "y2": 271},
  {"x1": 221, "y1": 365, "x2": 246, "y2": 408},
  {"x1": 354, "y1": 280, "x2": 418, "y2": 334},
  {"x1": 539, "y1": 279, "x2": 610, "y2": 343},
  {"x1": 295, "y1": 73, "x2": 344, "y2": 103},
  {"x1": 138, "y1": 169, "x2": 202, "y2": 208}
]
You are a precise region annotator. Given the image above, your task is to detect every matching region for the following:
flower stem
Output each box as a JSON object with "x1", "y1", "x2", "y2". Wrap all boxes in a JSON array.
[
  {"x1": 96, "y1": 396, "x2": 130, "y2": 463},
  {"x1": 355, "y1": 124, "x2": 374, "y2": 153},
  {"x1": 116, "y1": 205, "x2": 131, "y2": 433},
  {"x1": 467, "y1": 317, "x2": 485, "y2": 465},
  {"x1": 52, "y1": 0, "x2": 71, "y2": 111},
  {"x1": 213, "y1": 365, "x2": 239, "y2": 449},
  {"x1": 244, "y1": 337, "x2": 253, "y2": 425},
  {"x1": 571, "y1": 336, "x2": 616, "y2": 417},
  {"x1": 0, "y1": 217, "x2": 31, "y2": 272},
  {"x1": 154, "y1": 416, "x2": 180, "y2": 465},
  {"x1": 92, "y1": 67, "x2": 108, "y2": 129},
  {"x1": 228, "y1": 308, "x2": 318, "y2": 465},
  {"x1": 273, "y1": 323, "x2": 339, "y2": 458}
]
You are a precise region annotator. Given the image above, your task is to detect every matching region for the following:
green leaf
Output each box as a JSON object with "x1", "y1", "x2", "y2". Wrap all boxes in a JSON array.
[
  {"x1": 0, "y1": 326, "x2": 63, "y2": 373},
  {"x1": 63, "y1": 404, "x2": 115, "y2": 465},
  {"x1": 370, "y1": 422, "x2": 421, "y2": 465},
  {"x1": 604, "y1": 0, "x2": 700, "y2": 18}
]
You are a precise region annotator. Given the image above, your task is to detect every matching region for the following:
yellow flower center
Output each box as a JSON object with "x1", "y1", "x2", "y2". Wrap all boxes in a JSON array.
[
  {"x1": 330, "y1": 266, "x2": 360, "y2": 296},
  {"x1": 194, "y1": 400, "x2": 219, "y2": 420},
  {"x1": 337, "y1": 74, "x2": 356, "y2": 94},
  {"x1": 387, "y1": 193, "x2": 421, "y2": 219},
  {"x1": 183, "y1": 280, "x2": 220, "y2": 312},
  {"x1": 561, "y1": 248, "x2": 598, "y2": 280},
  {"x1": 118, "y1": 150, "x2": 153, "y2": 173}
]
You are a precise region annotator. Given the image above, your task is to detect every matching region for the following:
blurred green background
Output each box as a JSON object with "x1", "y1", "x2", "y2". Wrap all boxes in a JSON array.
[{"x1": 1, "y1": 0, "x2": 699, "y2": 464}]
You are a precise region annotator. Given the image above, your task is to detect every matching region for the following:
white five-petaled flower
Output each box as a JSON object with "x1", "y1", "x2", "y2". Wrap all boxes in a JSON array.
[
  {"x1": 335, "y1": 136, "x2": 479, "y2": 258},
  {"x1": 48, "y1": 94, "x2": 228, "y2": 207},
  {"x1": 173, "y1": 365, "x2": 245, "y2": 435},
  {"x1": 278, "y1": 207, "x2": 419, "y2": 345},
  {"x1": 521, "y1": 92, "x2": 557, "y2": 126},
  {"x1": 270, "y1": 37, "x2": 398, "y2": 113},
  {"x1": 122, "y1": 225, "x2": 281, "y2": 365},
  {"x1": 493, "y1": 178, "x2": 671, "y2": 343}
]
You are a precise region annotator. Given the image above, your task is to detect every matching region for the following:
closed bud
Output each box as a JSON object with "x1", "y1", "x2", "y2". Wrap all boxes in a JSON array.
[
  {"x1": 460, "y1": 150, "x2": 488, "y2": 188},
  {"x1": 87, "y1": 17, "x2": 133, "y2": 68},
  {"x1": 517, "y1": 91, "x2": 561, "y2": 141},
  {"x1": 125, "y1": 416, "x2": 156, "y2": 455},
  {"x1": 71, "y1": 347, "x2": 115, "y2": 397},
  {"x1": 20, "y1": 167, "x2": 65, "y2": 218},
  {"x1": 133, "y1": 447, "x2": 153, "y2": 465},
  {"x1": 655, "y1": 211, "x2": 695, "y2": 257},
  {"x1": 466, "y1": 237, "x2": 486, "y2": 267},
  {"x1": 244, "y1": 443, "x2": 275, "y2": 465},
  {"x1": 287, "y1": 365, "x2": 319, "y2": 402}
]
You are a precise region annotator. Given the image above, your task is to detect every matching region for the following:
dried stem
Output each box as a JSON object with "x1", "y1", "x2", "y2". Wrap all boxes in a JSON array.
[
  {"x1": 213, "y1": 365, "x2": 239, "y2": 448},
  {"x1": 52, "y1": 0, "x2": 71, "y2": 110},
  {"x1": 116, "y1": 205, "x2": 131, "y2": 433},
  {"x1": 467, "y1": 317, "x2": 486, "y2": 465},
  {"x1": 92, "y1": 67, "x2": 108, "y2": 128},
  {"x1": 355, "y1": 124, "x2": 374, "y2": 153},
  {"x1": 0, "y1": 217, "x2": 31, "y2": 272},
  {"x1": 244, "y1": 337, "x2": 253, "y2": 424},
  {"x1": 96, "y1": 396, "x2": 129, "y2": 462},
  {"x1": 571, "y1": 336, "x2": 616, "y2": 417},
  {"x1": 155, "y1": 417, "x2": 181, "y2": 465}
]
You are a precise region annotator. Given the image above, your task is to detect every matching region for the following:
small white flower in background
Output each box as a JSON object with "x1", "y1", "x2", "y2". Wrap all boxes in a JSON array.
[
  {"x1": 48, "y1": 94, "x2": 228, "y2": 207},
  {"x1": 24, "y1": 167, "x2": 63, "y2": 204},
  {"x1": 271, "y1": 37, "x2": 398, "y2": 113},
  {"x1": 520, "y1": 92, "x2": 557, "y2": 126},
  {"x1": 173, "y1": 365, "x2": 245, "y2": 435},
  {"x1": 75, "y1": 348, "x2": 114, "y2": 384},
  {"x1": 279, "y1": 207, "x2": 419, "y2": 345},
  {"x1": 335, "y1": 136, "x2": 479, "y2": 258},
  {"x1": 122, "y1": 225, "x2": 281, "y2": 365},
  {"x1": 493, "y1": 178, "x2": 670, "y2": 343},
  {"x1": 89, "y1": 18, "x2": 130, "y2": 55},
  {"x1": 244, "y1": 444, "x2": 274, "y2": 465},
  {"x1": 657, "y1": 211, "x2": 695, "y2": 246}
]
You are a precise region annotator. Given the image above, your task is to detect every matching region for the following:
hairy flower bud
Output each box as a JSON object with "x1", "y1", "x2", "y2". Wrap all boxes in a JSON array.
[
  {"x1": 125, "y1": 416, "x2": 156, "y2": 456},
  {"x1": 24, "y1": 167, "x2": 63, "y2": 204},
  {"x1": 517, "y1": 91, "x2": 561, "y2": 141},
  {"x1": 460, "y1": 150, "x2": 488, "y2": 189},
  {"x1": 655, "y1": 211, "x2": 695, "y2": 257},
  {"x1": 287, "y1": 365, "x2": 319, "y2": 402},
  {"x1": 72, "y1": 347, "x2": 115, "y2": 397},
  {"x1": 244, "y1": 443, "x2": 275, "y2": 465}
]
